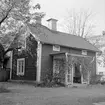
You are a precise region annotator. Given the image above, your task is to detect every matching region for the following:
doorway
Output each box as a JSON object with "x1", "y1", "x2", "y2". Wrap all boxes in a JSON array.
[{"x1": 73, "y1": 63, "x2": 81, "y2": 83}]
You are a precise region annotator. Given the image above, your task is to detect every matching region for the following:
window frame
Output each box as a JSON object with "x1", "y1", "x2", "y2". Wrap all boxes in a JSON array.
[
  {"x1": 53, "y1": 45, "x2": 60, "y2": 51},
  {"x1": 17, "y1": 58, "x2": 25, "y2": 76},
  {"x1": 82, "y1": 50, "x2": 87, "y2": 55}
]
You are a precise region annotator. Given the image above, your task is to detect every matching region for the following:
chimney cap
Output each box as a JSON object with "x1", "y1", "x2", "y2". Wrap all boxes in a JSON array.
[{"x1": 47, "y1": 18, "x2": 58, "y2": 22}]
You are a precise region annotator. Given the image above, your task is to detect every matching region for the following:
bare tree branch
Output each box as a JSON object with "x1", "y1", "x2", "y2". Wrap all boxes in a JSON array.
[
  {"x1": 0, "y1": 0, "x2": 15, "y2": 26},
  {"x1": 0, "y1": 7, "x2": 12, "y2": 26},
  {"x1": 63, "y1": 9, "x2": 95, "y2": 38}
]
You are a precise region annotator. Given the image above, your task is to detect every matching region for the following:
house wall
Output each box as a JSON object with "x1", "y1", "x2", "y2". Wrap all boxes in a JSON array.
[
  {"x1": 41, "y1": 44, "x2": 70, "y2": 81},
  {"x1": 11, "y1": 35, "x2": 37, "y2": 81},
  {"x1": 41, "y1": 43, "x2": 96, "y2": 81}
]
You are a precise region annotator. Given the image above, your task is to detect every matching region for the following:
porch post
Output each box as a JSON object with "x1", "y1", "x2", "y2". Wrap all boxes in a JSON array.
[
  {"x1": 52, "y1": 58, "x2": 56, "y2": 74},
  {"x1": 87, "y1": 71, "x2": 91, "y2": 85},
  {"x1": 71, "y1": 64, "x2": 73, "y2": 85},
  {"x1": 65, "y1": 53, "x2": 73, "y2": 85},
  {"x1": 80, "y1": 65, "x2": 83, "y2": 84},
  {"x1": 65, "y1": 53, "x2": 68, "y2": 85}
]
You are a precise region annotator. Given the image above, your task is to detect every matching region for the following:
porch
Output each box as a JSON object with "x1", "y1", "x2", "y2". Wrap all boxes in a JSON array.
[{"x1": 50, "y1": 52, "x2": 94, "y2": 86}]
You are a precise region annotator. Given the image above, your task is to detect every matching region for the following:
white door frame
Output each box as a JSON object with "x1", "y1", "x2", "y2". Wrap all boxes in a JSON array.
[
  {"x1": 80, "y1": 65, "x2": 88, "y2": 84},
  {"x1": 66, "y1": 64, "x2": 73, "y2": 85},
  {"x1": 66, "y1": 60, "x2": 89, "y2": 85}
]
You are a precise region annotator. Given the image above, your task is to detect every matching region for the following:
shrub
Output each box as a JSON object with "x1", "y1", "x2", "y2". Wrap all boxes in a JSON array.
[
  {"x1": 90, "y1": 74, "x2": 103, "y2": 85},
  {"x1": 40, "y1": 69, "x2": 65, "y2": 87}
]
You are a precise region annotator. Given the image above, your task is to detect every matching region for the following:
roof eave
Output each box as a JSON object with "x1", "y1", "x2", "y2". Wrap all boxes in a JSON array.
[{"x1": 40, "y1": 41, "x2": 99, "y2": 52}]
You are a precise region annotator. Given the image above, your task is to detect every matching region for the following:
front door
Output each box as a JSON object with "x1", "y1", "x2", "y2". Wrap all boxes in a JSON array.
[
  {"x1": 66, "y1": 64, "x2": 73, "y2": 85},
  {"x1": 73, "y1": 64, "x2": 81, "y2": 83}
]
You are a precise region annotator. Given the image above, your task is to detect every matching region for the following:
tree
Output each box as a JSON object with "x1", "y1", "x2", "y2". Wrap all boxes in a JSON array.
[
  {"x1": 63, "y1": 9, "x2": 95, "y2": 38},
  {"x1": 0, "y1": 0, "x2": 45, "y2": 68},
  {"x1": 0, "y1": 0, "x2": 45, "y2": 49},
  {"x1": 0, "y1": 0, "x2": 41, "y2": 25}
]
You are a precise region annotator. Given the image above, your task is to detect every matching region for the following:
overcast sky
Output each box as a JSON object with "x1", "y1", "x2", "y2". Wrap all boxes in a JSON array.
[{"x1": 31, "y1": 0, "x2": 105, "y2": 35}]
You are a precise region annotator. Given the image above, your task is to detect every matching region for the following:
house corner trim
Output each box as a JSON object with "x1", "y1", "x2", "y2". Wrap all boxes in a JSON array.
[
  {"x1": 37, "y1": 41, "x2": 42, "y2": 82},
  {"x1": 10, "y1": 51, "x2": 13, "y2": 80}
]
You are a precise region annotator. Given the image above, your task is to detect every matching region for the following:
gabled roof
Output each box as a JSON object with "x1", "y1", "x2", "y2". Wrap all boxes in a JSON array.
[{"x1": 28, "y1": 23, "x2": 99, "y2": 52}]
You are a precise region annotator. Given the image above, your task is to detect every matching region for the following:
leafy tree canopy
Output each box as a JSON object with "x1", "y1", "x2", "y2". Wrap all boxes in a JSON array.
[
  {"x1": 0, "y1": 0, "x2": 45, "y2": 68},
  {"x1": 0, "y1": 0, "x2": 45, "y2": 49}
]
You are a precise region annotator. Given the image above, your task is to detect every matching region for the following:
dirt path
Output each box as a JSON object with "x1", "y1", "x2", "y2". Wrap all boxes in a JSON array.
[{"x1": 0, "y1": 83, "x2": 105, "y2": 105}]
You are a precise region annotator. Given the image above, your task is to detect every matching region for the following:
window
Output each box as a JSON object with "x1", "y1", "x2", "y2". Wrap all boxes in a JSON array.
[
  {"x1": 82, "y1": 50, "x2": 87, "y2": 55},
  {"x1": 18, "y1": 34, "x2": 26, "y2": 52},
  {"x1": 17, "y1": 58, "x2": 25, "y2": 75},
  {"x1": 53, "y1": 45, "x2": 60, "y2": 51}
]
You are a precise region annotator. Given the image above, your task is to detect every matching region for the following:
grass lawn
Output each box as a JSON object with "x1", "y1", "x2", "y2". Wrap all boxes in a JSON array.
[{"x1": 0, "y1": 82, "x2": 105, "y2": 105}]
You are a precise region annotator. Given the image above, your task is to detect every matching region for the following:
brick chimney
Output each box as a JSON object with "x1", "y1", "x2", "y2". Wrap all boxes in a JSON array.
[{"x1": 47, "y1": 18, "x2": 58, "y2": 31}]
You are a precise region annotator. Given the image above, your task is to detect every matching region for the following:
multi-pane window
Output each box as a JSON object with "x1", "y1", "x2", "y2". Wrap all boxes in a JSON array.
[
  {"x1": 53, "y1": 45, "x2": 60, "y2": 51},
  {"x1": 82, "y1": 50, "x2": 87, "y2": 55},
  {"x1": 17, "y1": 58, "x2": 25, "y2": 75}
]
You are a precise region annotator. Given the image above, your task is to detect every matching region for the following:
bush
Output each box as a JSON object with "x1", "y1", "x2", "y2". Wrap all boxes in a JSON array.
[
  {"x1": 40, "y1": 69, "x2": 65, "y2": 87},
  {"x1": 90, "y1": 74, "x2": 103, "y2": 85},
  {"x1": 37, "y1": 80, "x2": 65, "y2": 88}
]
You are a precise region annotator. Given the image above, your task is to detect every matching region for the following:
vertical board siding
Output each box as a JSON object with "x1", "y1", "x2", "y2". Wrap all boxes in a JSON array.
[
  {"x1": 12, "y1": 35, "x2": 37, "y2": 80},
  {"x1": 41, "y1": 43, "x2": 96, "y2": 81}
]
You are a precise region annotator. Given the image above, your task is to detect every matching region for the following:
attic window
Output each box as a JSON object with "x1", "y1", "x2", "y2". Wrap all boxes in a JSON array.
[
  {"x1": 53, "y1": 45, "x2": 60, "y2": 51},
  {"x1": 82, "y1": 50, "x2": 87, "y2": 55}
]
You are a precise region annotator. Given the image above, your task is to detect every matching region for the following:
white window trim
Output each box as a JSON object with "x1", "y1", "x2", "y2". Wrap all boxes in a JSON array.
[
  {"x1": 53, "y1": 45, "x2": 60, "y2": 51},
  {"x1": 17, "y1": 58, "x2": 25, "y2": 76},
  {"x1": 82, "y1": 50, "x2": 87, "y2": 55}
]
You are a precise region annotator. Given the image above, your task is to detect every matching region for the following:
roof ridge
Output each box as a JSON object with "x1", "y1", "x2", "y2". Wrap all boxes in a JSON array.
[{"x1": 29, "y1": 23, "x2": 90, "y2": 39}]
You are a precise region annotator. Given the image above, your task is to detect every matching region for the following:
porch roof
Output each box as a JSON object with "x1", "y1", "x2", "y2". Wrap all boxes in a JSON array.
[
  {"x1": 50, "y1": 52, "x2": 66, "y2": 56},
  {"x1": 50, "y1": 52, "x2": 93, "y2": 59}
]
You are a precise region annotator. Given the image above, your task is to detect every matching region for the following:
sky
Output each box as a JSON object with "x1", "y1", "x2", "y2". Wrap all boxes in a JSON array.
[{"x1": 31, "y1": 0, "x2": 105, "y2": 36}]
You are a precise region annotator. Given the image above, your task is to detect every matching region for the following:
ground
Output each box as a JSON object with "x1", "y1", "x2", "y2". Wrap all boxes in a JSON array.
[{"x1": 0, "y1": 82, "x2": 105, "y2": 105}]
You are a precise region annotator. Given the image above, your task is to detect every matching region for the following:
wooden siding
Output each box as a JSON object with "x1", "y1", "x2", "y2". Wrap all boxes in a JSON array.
[
  {"x1": 41, "y1": 43, "x2": 96, "y2": 81},
  {"x1": 12, "y1": 35, "x2": 37, "y2": 81},
  {"x1": 41, "y1": 44, "x2": 70, "y2": 81}
]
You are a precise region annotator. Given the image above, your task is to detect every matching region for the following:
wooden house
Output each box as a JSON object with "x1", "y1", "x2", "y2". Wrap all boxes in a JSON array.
[{"x1": 7, "y1": 18, "x2": 99, "y2": 85}]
